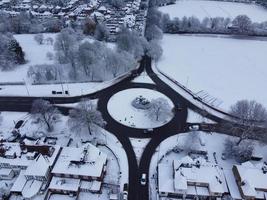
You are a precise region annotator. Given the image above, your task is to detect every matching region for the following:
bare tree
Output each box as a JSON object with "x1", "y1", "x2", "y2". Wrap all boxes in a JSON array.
[
  {"x1": 232, "y1": 15, "x2": 252, "y2": 34},
  {"x1": 183, "y1": 131, "x2": 200, "y2": 153},
  {"x1": 31, "y1": 99, "x2": 61, "y2": 132},
  {"x1": 224, "y1": 100, "x2": 267, "y2": 145},
  {"x1": 148, "y1": 97, "x2": 172, "y2": 122},
  {"x1": 34, "y1": 33, "x2": 44, "y2": 45},
  {"x1": 224, "y1": 137, "x2": 254, "y2": 162},
  {"x1": 146, "y1": 39, "x2": 163, "y2": 61},
  {"x1": 68, "y1": 99, "x2": 106, "y2": 135}
]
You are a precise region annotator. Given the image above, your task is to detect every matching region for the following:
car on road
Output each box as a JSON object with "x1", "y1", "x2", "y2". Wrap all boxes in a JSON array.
[
  {"x1": 140, "y1": 173, "x2": 147, "y2": 185},
  {"x1": 123, "y1": 183, "x2": 128, "y2": 200}
]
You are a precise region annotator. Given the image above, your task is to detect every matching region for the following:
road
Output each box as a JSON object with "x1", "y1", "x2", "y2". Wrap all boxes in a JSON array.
[{"x1": 0, "y1": 56, "x2": 232, "y2": 200}]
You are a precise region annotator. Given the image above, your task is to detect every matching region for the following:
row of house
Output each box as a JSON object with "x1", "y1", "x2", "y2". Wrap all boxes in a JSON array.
[
  {"x1": 0, "y1": 0, "x2": 148, "y2": 40},
  {"x1": 158, "y1": 155, "x2": 267, "y2": 200},
  {"x1": 0, "y1": 139, "x2": 108, "y2": 199}
]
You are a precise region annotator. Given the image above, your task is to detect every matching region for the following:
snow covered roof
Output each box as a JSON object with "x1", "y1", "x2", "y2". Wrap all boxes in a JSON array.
[
  {"x1": 22, "y1": 179, "x2": 43, "y2": 199},
  {"x1": 223, "y1": 169, "x2": 242, "y2": 199},
  {"x1": 52, "y1": 144, "x2": 107, "y2": 178},
  {"x1": 234, "y1": 162, "x2": 267, "y2": 197},
  {"x1": 0, "y1": 168, "x2": 13, "y2": 175},
  {"x1": 173, "y1": 157, "x2": 226, "y2": 194},
  {"x1": 49, "y1": 177, "x2": 80, "y2": 192},
  {"x1": 10, "y1": 170, "x2": 27, "y2": 192},
  {"x1": 24, "y1": 154, "x2": 50, "y2": 177},
  {"x1": 80, "y1": 180, "x2": 102, "y2": 192},
  {"x1": 158, "y1": 163, "x2": 175, "y2": 194}
]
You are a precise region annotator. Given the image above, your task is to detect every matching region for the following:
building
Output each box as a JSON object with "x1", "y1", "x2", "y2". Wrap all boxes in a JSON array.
[
  {"x1": 232, "y1": 161, "x2": 267, "y2": 200},
  {"x1": 158, "y1": 156, "x2": 228, "y2": 199},
  {"x1": 0, "y1": 142, "x2": 61, "y2": 199},
  {"x1": 49, "y1": 144, "x2": 107, "y2": 195},
  {"x1": 51, "y1": 143, "x2": 107, "y2": 181}
]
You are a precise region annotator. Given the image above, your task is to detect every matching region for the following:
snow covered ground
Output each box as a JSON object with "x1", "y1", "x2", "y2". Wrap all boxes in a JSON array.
[
  {"x1": 187, "y1": 109, "x2": 216, "y2": 124},
  {"x1": 0, "y1": 34, "x2": 56, "y2": 83},
  {"x1": 157, "y1": 34, "x2": 267, "y2": 109},
  {"x1": 131, "y1": 71, "x2": 155, "y2": 84},
  {"x1": 158, "y1": 0, "x2": 267, "y2": 22},
  {"x1": 130, "y1": 138, "x2": 151, "y2": 165},
  {"x1": 107, "y1": 88, "x2": 174, "y2": 129}
]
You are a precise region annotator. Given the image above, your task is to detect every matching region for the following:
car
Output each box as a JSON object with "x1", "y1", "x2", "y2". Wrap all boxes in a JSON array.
[
  {"x1": 140, "y1": 173, "x2": 147, "y2": 185},
  {"x1": 221, "y1": 153, "x2": 226, "y2": 160},
  {"x1": 123, "y1": 183, "x2": 128, "y2": 200}
]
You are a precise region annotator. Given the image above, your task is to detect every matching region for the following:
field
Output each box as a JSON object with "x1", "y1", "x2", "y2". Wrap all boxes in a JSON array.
[
  {"x1": 0, "y1": 34, "x2": 56, "y2": 83},
  {"x1": 157, "y1": 34, "x2": 267, "y2": 109},
  {"x1": 158, "y1": 0, "x2": 267, "y2": 22}
]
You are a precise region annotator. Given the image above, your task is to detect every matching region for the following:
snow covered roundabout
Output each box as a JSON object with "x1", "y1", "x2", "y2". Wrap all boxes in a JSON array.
[{"x1": 107, "y1": 88, "x2": 175, "y2": 129}]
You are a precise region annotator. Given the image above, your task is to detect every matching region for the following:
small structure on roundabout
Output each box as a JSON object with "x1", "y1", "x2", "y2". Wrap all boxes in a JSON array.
[{"x1": 131, "y1": 95, "x2": 152, "y2": 110}]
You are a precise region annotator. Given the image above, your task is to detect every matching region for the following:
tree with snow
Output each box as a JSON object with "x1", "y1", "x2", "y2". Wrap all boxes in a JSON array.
[
  {"x1": 68, "y1": 99, "x2": 106, "y2": 135},
  {"x1": 232, "y1": 15, "x2": 252, "y2": 34},
  {"x1": 31, "y1": 99, "x2": 61, "y2": 132},
  {"x1": 54, "y1": 28, "x2": 80, "y2": 79},
  {"x1": 0, "y1": 33, "x2": 25, "y2": 71},
  {"x1": 223, "y1": 137, "x2": 254, "y2": 162},
  {"x1": 223, "y1": 100, "x2": 267, "y2": 145},
  {"x1": 34, "y1": 33, "x2": 44, "y2": 45},
  {"x1": 117, "y1": 27, "x2": 148, "y2": 60},
  {"x1": 94, "y1": 24, "x2": 109, "y2": 41},
  {"x1": 146, "y1": 39, "x2": 163, "y2": 61},
  {"x1": 147, "y1": 98, "x2": 172, "y2": 122},
  {"x1": 145, "y1": 24, "x2": 163, "y2": 41},
  {"x1": 83, "y1": 17, "x2": 96, "y2": 35},
  {"x1": 183, "y1": 131, "x2": 201, "y2": 153}
]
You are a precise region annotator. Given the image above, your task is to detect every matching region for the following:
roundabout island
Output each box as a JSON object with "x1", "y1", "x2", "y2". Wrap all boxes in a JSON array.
[{"x1": 107, "y1": 88, "x2": 175, "y2": 129}]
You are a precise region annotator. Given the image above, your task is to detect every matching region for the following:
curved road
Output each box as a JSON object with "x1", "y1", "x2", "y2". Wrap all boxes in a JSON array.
[{"x1": 0, "y1": 56, "x2": 232, "y2": 200}]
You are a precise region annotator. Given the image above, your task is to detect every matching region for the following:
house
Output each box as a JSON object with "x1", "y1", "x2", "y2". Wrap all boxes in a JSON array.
[
  {"x1": 48, "y1": 144, "x2": 107, "y2": 195},
  {"x1": 49, "y1": 177, "x2": 81, "y2": 195},
  {"x1": 24, "y1": 154, "x2": 50, "y2": 181},
  {"x1": 51, "y1": 144, "x2": 107, "y2": 181},
  {"x1": 48, "y1": 177, "x2": 102, "y2": 195},
  {"x1": 0, "y1": 168, "x2": 15, "y2": 180},
  {"x1": 232, "y1": 161, "x2": 267, "y2": 200},
  {"x1": 158, "y1": 156, "x2": 228, "y2": 199}
]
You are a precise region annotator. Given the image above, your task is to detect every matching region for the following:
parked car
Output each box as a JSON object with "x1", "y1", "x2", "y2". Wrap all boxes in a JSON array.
[
  {"x1": 140, "y1": 173, "x2": 147, "y2": 185},
  {"x1": 123, "y1": 183, "x2": 128, "y2": 200}
]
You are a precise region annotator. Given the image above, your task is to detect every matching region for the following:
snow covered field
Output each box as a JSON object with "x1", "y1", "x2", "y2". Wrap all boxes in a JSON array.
[
  {"x1": 0, "y1": 34, "x2": 56, "y2": 83},
  {"x1": 158, "y1": 0, "x2": 267, "y2": 22},
  {"x1": 158, "y1": 34, "x2": 267, "y2": 109},
  {"x1": 107, "y1": 88, "x2": 174, "y2": 129}
]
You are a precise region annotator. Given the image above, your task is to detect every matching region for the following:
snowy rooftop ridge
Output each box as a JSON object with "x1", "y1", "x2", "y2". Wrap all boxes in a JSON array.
[
  {"x1": 233, "y1": 161, "x2": 267, "y2": 198},
  {"x1": 52, "y1": 143, "x2": 107, "y2": 178}
]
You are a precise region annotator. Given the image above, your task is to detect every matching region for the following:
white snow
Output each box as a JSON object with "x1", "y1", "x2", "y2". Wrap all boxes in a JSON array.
[
  {"x1": 129, "y1": 138, "x2": 151, "y2": 165},
  {"x1": 131, "y1": 71, "x2": 155, "y2": 84},
  {"x1": 158, "y1": 0, "x2": 267, "y2": 22},
  {"x1": 0, "y1": 34, "x2": 56, "y2": 83},
  {"x1": 158, "y1": 34, "x2": 267, "y2": 109},
  {"x1": 187, "y1": 109, "x2": 216, "y2": 123},
  {"x1": 0, "y1": 112, "x2": 28, "y2": 140},
  {"x1": 107, "y1": 88, "x2": 174, "y2": 129}
]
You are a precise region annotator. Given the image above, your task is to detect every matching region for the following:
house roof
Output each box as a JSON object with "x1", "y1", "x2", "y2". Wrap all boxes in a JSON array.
[
  {"x1": 234, "y1": 162, "x2": 267, "y2": 197},
  {"x1": 49, "y1": 177, "x2": 80, "y2": 192},
  {"x1": 24, "y1": 154, "x2": 50, "y2": 177},
  {"x1": 52, "y1": 144, "x2": 107, "y2": 178}
]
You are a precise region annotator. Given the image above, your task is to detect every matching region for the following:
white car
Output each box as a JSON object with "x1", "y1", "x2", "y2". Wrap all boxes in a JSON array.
[
  {"x1": 140, "y1": 173, "x2": 147, "y2": 185},
  {"x1": 123, "y1": 183, "x2": 128, "y2": 200}
]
